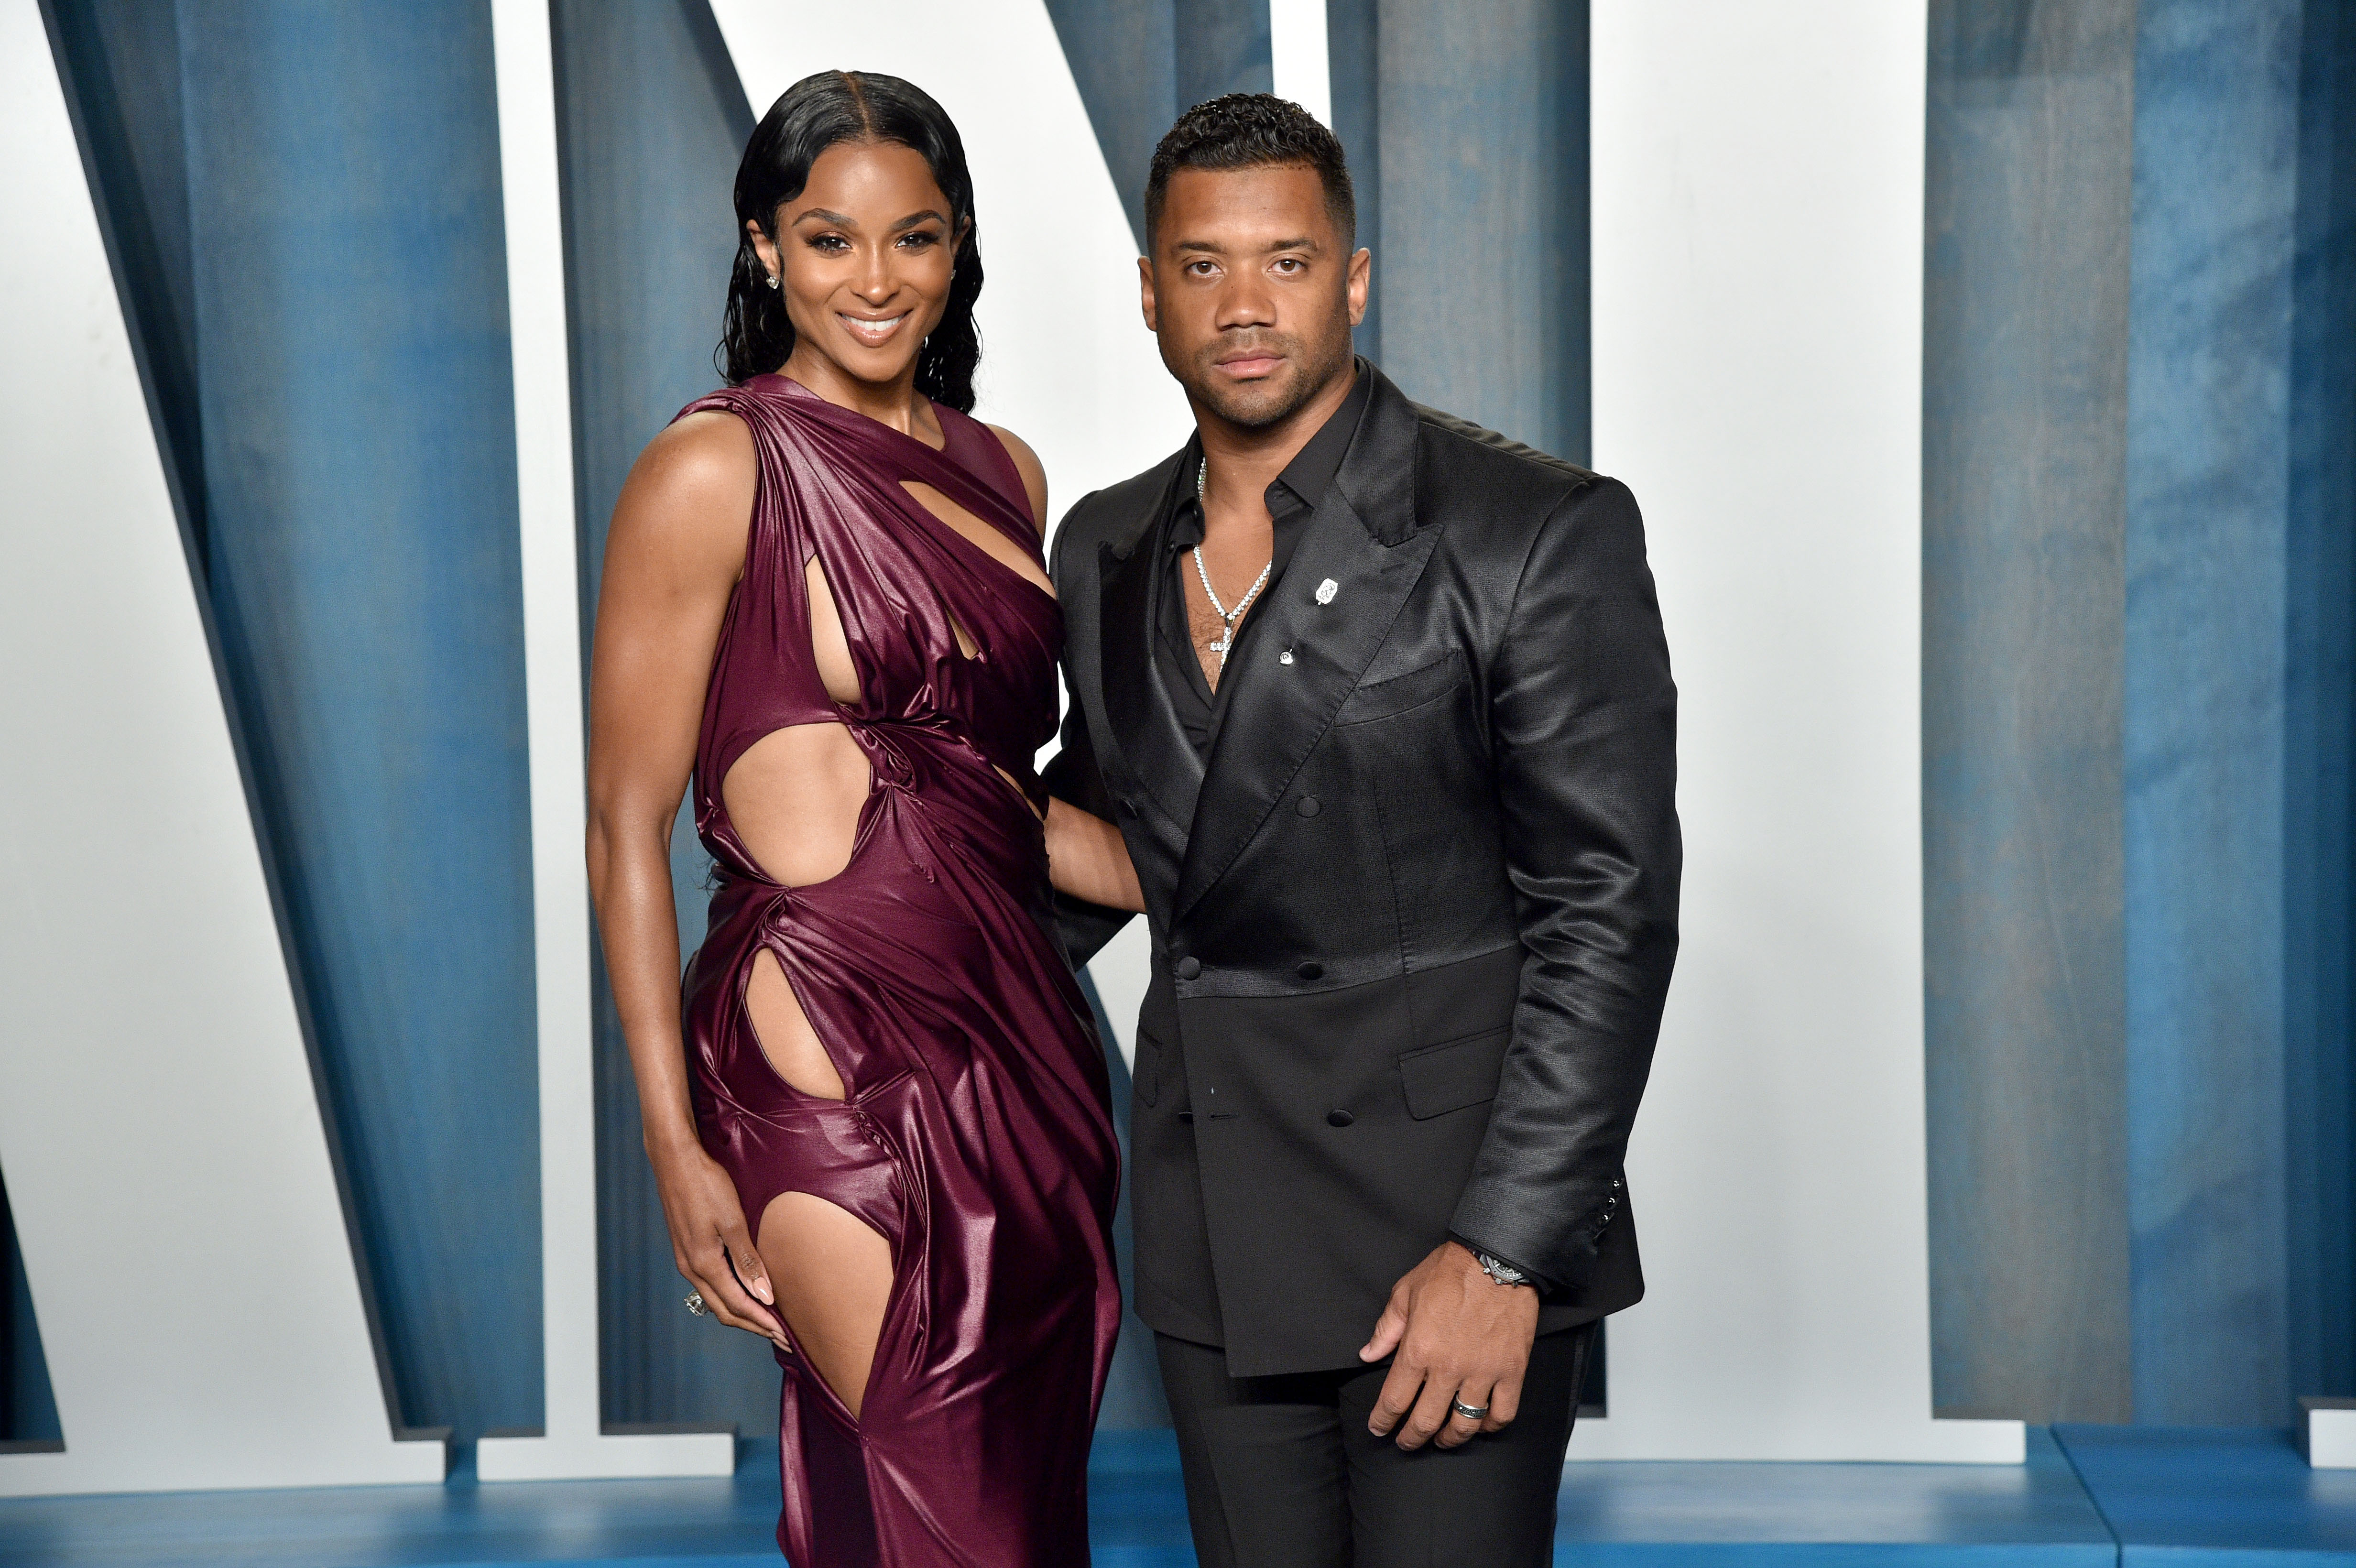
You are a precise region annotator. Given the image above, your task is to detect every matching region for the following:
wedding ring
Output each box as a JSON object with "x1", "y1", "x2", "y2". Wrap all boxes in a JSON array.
[
  {"x1": 1451, "y1": 1397, "x2": 1489, "y2": 1421},
  {"x1": 684, "y1": 1290, "x2": 709, "y2": 1317}
]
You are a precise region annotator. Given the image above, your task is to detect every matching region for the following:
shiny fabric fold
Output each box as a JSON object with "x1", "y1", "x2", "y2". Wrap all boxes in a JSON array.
[{"x1": 673, "y1": 374, "x2": 1120, "y2": 1566}]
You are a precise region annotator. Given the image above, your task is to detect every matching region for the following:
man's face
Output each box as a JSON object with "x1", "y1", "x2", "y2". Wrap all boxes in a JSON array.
[{"x1": 1142, "y1": 163, "x2": 1370, "y2": 430}]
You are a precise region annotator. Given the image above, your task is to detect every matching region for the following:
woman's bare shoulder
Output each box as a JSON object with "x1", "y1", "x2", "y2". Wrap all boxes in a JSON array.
[
  {"x1": 609, "y1": 410, "x2": 758, "y2": 578},
  {"x1": 983, "y1": 423, "x2": 1049, "y2": 535}
]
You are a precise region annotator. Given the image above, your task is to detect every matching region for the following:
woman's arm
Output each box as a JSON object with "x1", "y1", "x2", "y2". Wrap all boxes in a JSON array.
[
  {"x1": 585, "y1": 410, "x2": 785, "y2": 1348},
  {"x1": 985, "y1": 424, "x2": 1145, "y2": 915}
]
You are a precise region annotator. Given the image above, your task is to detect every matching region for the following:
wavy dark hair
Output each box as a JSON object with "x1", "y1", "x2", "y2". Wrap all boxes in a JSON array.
[{"x1": 717, "y1": 70, "x2": 982, "y2": 410}]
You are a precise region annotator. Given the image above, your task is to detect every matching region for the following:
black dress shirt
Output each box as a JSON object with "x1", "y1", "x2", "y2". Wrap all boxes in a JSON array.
[{"x1": 1157, "y1": 363, "x2": 1373, "y2": 757}]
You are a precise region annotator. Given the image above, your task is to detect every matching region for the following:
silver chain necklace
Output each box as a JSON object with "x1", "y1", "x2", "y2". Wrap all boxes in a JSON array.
[{"x1": 1191, "y1": 460, "x2": 1272, "y2": 670}]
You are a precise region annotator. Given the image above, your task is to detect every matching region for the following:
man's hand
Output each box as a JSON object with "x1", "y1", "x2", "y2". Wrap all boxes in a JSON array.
[{"x1": 1360, "y1": 1241, "x2": 1540, "y2": 1450}]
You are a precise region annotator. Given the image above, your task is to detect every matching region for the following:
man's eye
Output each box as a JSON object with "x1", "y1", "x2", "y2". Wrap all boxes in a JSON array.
[
  {"x1": 1275, "y1": 258, "x2": 1304, "y2": 274},
  {"x1": 1188, "y1": 261, "x2": 1217, "y2": 276}
]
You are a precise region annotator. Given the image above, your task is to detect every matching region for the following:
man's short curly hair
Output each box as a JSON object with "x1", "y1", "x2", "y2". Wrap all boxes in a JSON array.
[{"x1": 1144, "y1": 94, "x2": 1356, "y2": 250}]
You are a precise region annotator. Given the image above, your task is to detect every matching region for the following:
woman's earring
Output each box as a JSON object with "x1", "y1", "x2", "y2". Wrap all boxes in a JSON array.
[{"x1": 765, "y1": 274, "x2": 780, "y2": 290}]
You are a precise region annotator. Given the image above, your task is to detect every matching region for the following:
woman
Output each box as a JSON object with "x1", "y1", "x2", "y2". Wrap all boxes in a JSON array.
[{"x1": 586, "y1": 70, "x2": 1142, "y2": 1565}]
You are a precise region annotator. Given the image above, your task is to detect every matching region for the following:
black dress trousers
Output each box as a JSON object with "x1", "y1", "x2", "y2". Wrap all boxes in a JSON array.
[{"x1": 1155, "y1": 1324, "x2": 1595, "y2": 1568}]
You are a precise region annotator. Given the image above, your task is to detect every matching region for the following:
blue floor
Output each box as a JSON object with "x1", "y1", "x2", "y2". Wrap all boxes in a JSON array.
[{"x1": 0, "y1": 1426, "x2": 2351, "y2": 1566}]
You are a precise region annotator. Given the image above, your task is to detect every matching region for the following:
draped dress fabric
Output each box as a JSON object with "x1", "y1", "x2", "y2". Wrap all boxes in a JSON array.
[{"x1": 675, "y1": 374, "x2": 1120, "y2": 1565}]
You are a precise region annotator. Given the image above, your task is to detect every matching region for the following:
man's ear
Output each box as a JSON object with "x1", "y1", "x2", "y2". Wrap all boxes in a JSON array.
[
  {"x1": 1138, "y1": 255, "x2": 1159, "y2": 333},
  {"x1": 1347, "y1": 247, "x2": 1372, "y2": 328}
]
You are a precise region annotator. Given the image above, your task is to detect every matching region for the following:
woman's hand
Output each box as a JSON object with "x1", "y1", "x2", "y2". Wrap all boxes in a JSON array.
[
  {"x1": 1046, "y1": 798, "x2": 1145, "y2": 913},
  {"x1": 651, "y1": 1139, "x2": 789, "y2": 1349}
]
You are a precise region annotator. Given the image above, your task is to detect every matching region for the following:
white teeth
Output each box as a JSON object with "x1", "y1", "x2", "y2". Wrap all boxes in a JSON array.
[{"x1": 842, "y1": 314, "x2": 906, "y2": 335}]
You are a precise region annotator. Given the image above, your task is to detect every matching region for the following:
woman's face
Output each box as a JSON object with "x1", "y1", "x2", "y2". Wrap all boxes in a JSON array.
[{"x1": 751, "y1": 139, "x2": 963, "y2": 388}]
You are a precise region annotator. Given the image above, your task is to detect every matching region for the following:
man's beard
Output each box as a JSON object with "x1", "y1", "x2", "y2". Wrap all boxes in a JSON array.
[{"x1": 1170, "y1": 319, "x2": 1354, "y2": 431}]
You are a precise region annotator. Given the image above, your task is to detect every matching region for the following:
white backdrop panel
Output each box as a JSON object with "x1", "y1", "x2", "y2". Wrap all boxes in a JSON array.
[
  {"x1": 706, "y1": 0, "x2": 1187, "y2": 1058},
  {"x1": 0, "y1": 0, "x2": 442, "y2": 1493},
  {"x1": 1576, "y1": 0, "x2": 2017, "y2": 1462}
]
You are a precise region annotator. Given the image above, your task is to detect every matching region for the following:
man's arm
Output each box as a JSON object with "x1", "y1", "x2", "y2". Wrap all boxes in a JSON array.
[
  {"x1": 1451, "y1": 474, "x2": 1681, "y2": 1287},
  {"x1": 1363, "y1": 476, "x2": 1678, "y2": 1452}
]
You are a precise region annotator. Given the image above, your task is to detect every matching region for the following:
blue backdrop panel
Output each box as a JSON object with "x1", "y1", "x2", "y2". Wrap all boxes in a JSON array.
[
  {"x1": 172, "y1": 0, "x2": 543, "y2": 1440},
  {"x1": 2283, "y1": 0, "x2": 2356, "y2": 1420},
  {"x1": 1921, "y1": 0, "x2": 2137, "y2": 1423},
  {"x1": 1044, "y1": 0, "x2": 1268, "y2": 255},
  {"x1": 1368, "y1": 0, "x2": 1587, "y2": 464},
  {"x1": 1324, "y1": 0, "x2": 1383, "y2": 361},
  {"x1": 36, "y1": 0, "x2": 543, "y2": 1443},
  {"x1": 0, "y1": 1173, "x2": 58, "y2": 1446},
  {"x1": 2123, "y1": 0, "x2": 2305, "y2": 1428},
  {"x1": 546, "y1": 0, "x2": 777, "y2": 1437}
]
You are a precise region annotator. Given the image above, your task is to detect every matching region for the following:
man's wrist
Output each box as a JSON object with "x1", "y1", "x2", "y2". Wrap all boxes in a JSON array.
[{"x1": 1451, "y1": 1236, "x2": 1539, "y2": 1290}]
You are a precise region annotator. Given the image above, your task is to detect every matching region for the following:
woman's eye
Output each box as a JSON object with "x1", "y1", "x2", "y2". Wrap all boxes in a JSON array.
[
  {"x1": 808, "y1": 234, "x2": 849, "y2": 253},
  {"x1": 899, "y1": 231, "x2": 940, "y2": 250}
]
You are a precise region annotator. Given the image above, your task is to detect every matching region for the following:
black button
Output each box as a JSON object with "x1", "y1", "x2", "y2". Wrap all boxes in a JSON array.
[
  {"x1": 1296, "y1": 795, "x2": 1321, "y2": 817},
  {"x1": 1119, "y1": 797, "x2": 1139, "y2": 817},
  {"x1": 1297, "y1": 960, "x2": 1324, "y2": 980},
  {"x1": 1176, "y1": 956, "x2": 1201, "y2": 980},
  {"x1": 1327, "y1": 1110, "x2": 1354, "y2": 1128}
]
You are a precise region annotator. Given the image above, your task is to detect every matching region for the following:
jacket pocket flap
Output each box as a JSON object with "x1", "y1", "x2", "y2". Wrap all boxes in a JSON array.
[
  {"x1": 1398, "y1": 1027, "x2": 1510, "y2": 1120},
  {"x1": 1337, "y1": 651, "x2": 1464, "y2": 725}
]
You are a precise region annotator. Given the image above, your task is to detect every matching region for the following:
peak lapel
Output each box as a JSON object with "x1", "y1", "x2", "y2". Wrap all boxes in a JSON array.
[
  {"x1": 1096, "y1": 457, "x2": 1203, "y2": 828},
  {"x1": 1174, "y1": 371, "x2": 1434, "y2": 921}
]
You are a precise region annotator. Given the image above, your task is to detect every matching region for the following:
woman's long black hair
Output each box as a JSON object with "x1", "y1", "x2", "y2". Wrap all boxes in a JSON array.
[{"x1": 718, "y1": 70, "x2": 983, "y2": 411}]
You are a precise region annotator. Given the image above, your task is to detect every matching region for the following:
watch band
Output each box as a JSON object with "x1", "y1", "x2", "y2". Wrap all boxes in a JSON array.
[{"x1": 1473, "y1": 1250, "x2": 1533, "y2": 1288}]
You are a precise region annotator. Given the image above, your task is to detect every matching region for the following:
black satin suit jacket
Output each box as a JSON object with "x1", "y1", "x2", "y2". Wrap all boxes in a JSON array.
[{"x1": 1044, "y1": 366, "x2": 1680, "y2": 1377}]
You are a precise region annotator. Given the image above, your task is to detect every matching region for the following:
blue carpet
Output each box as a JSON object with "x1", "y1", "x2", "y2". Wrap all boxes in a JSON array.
[
  {"x1": 2054, "y1": 1425, "x2": 2356, "y2": 1564},
  {"x1": 3, "y1": 1427, "x2": 2354, "y2": 1565}
]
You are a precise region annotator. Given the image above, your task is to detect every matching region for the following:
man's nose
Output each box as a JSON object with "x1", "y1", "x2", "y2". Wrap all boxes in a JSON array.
[{"x1": 1216, "y1": 275, "x2": 1276, "y2": 330}]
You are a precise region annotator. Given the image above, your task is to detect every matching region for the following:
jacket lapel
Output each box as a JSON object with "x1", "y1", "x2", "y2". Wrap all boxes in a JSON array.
[
  {"x1": 1174, "y1": 370, "x2": 1436, "y2": 921},
  {"x1": 1096, "y1": 456, "x2": 1204, "y2": 830}
]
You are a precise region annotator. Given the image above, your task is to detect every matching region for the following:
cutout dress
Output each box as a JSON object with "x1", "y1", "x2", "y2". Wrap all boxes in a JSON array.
[{"x1": 675, "y1": 374, "x2": 1121, "y2": 1565}]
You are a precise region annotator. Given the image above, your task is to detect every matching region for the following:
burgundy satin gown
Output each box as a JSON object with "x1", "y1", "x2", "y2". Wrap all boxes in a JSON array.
[{"x1": 675, "y1": 374, "x2": 1121, "y2": 1565}]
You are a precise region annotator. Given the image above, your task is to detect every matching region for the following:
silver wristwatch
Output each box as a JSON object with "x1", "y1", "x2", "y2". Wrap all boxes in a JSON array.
[{"x1": 1473, "y1": 1250, "x2": 1533, "y2": 1288}]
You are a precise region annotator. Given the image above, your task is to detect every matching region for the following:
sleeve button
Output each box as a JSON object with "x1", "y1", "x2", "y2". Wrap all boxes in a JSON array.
[{"x1": 1326, "y1": 1110, "x2": 1354, "y2": 1128}]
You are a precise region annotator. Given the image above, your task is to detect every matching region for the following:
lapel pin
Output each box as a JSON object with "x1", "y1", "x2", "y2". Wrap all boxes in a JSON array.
[
  {"x1": 1315, "y1": 578, "x2": 1338, "y2": 605},
  {"x1": 1279, "y1": 647, "x2": 1295, "y2": 665}
]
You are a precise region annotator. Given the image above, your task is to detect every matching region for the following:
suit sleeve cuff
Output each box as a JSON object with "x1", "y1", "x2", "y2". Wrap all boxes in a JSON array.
[{"x1": 1449, "y1": 1233, "x2": 1553, "y2": 1293}]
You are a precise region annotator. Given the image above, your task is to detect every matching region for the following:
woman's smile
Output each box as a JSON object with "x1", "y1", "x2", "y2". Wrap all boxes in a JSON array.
[{"x1": 837, "y1": 310, "x2": 910, "y2": 348}]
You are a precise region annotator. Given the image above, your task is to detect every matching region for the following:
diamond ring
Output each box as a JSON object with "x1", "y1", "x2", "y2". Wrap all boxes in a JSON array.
[
  {"x1": 1451, "y1": 1397, "x2": 1488, "y2": 1421},
  {"x1": 684, "y1": 1290, "x2": 709, "y2": 1317}
]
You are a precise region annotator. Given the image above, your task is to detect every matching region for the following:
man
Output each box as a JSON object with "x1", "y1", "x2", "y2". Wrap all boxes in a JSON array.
[{"x1": 1044, "y1": 95, "x2": 1679, "y2": 1567}]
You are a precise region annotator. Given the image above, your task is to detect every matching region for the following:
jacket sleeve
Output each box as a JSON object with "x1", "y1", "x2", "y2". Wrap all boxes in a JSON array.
[
  {"x1": 1447, "y1": 476, "x2": 1680, "y2": 1291},
  {"x1": 1040, "y1": 497, "x2": 1136, "y2": 969}
]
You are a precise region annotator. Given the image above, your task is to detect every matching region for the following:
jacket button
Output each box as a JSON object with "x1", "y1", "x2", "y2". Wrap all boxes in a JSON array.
[
  {"x1": 1296, "y1": 795, "x2": 1321, "y2": 817},
  {"x1": 1297, "y1": 960, "x2": 1324, "y2": 980},
  {"x1": 1176, "y1": 956, "x2": 1201, "y2": 980},
  {"x1": 1327, "y1": 1110, "x2": 1353, "y2": 1128}
]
